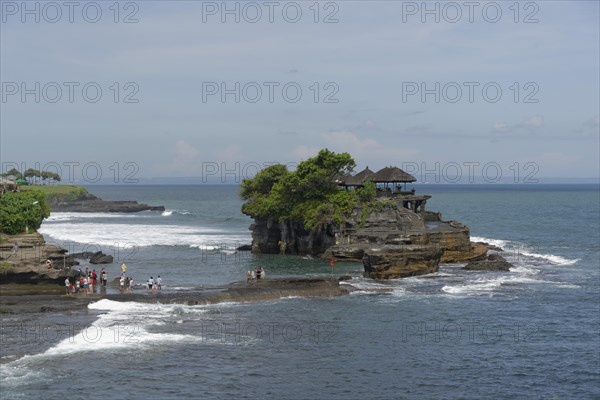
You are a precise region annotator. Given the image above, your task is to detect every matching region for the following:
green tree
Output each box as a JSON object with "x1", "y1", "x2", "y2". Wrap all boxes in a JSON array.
[
  {"x1": 0, "y1": 190, "x2": 50, "y2": 234},
  {"x1": 240, "y1": 149, "x2": 357, "y2": 228},
  {"x1": 357, "y1": 180, "x2": 376, "y2": 202},
  {"x1": 24, "y1": 168, "x2": 41, "y2": 184},
  {"x1": 40, "y1": 171, "x2": 61, "y2": 184},
  {"x1": 1, "y1": 168, "x2": 24, "y2": 179}
]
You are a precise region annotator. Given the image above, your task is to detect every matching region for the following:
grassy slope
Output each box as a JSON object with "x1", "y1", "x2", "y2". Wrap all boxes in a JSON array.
[{"x1": 20, "y1": 185, "x2": 91, "y2": 204}]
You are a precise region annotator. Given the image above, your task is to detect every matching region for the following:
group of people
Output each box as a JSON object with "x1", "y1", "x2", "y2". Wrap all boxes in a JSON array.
[
  {"x1": 246, "y1": 266, "x2": 266, "y2": 285},
  {"x1": 63, "y1": 262, "x2": 167, "y2": 294},
  {"x1": 65, "y1": 267, "x2": 108, "y2": 295},
  {"x1": 119, "y1": 274, "x2": 135, "y2": 292},
  {"x1": 147, "y1": 276, "x2": 162, "y2": 291}
]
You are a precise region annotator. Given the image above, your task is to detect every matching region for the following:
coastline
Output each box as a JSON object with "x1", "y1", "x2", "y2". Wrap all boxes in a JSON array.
[{"x1": 0, "y1": 277, "x2": 358, "y2": 315}]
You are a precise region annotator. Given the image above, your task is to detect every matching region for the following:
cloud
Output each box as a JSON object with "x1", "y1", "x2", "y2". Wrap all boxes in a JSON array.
[
  {"x1": 217, "y1": 144, "x2": 242, "y2": 164},
  {"x1": 152, "y1": 139, "x2": 202, "y2": 176},
  {"x1": 322, "y1": 130, "x2": 418, "y2": 160},
  {"x1": 493, "y1": 115, "x2": 544, "y2": 133},
  {"x1": 291, "y1": 145, "x2": 321, "y2": 161},
  {"x1": 574, "y1": 115, "x2": 600, "y2": 136},
  {"x1": 175, "y1": 139, "x2": 201, "y2": 161},
  {"x1": 522, "y1": 115, "x2": 544, "y2": 129}
]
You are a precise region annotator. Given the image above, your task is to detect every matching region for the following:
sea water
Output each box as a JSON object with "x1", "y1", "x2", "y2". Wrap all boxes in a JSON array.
[{"x1": 1, "y1": 184, "x2": 598, "y2": 399}]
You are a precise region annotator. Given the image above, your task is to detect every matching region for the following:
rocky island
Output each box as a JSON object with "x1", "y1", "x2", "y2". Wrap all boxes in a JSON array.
[{"x1": 241, "y1": 150, "x2": 505, "y2": 279}]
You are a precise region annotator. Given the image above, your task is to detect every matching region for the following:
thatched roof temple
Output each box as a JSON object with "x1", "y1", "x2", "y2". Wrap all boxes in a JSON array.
[
  {"x1": 337, "y1": 166, "x2": 416, "y2": 188},
  {"x1": 335, "y1": 165, "x2": 428, "y2": 214},
  {"x1": 373, "y1": 166, "x2": 416, "y2": 184}
]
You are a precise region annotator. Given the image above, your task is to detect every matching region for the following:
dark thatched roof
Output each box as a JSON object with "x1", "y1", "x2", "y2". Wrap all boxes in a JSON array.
[
  {"x1": 353, "y1": 166, "x2": 376, "y2": 183},
  {"x1": 373, "y1": 166, "x2": 416, "y2": 183},
  {"x1": 341, "y1": 166, "x2": 376, "y2": 186},
  {"x1": 332, "y1": 173, "x2": 351, "y2": 185}
]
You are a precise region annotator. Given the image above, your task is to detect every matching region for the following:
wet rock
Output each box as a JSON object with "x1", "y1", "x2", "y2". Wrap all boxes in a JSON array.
[
  {"x1": 463, "y1": 254, "x2": 513, "y2": 271},
  {"x1": 53, "y1": 200, "x2": 164, "y2": 213},
  {"x1": 362, "y1": 244, "x2": 443, "y2": 279},
  {"x1": 247, "y1": 196, "x2": 501, "y2": 279}
]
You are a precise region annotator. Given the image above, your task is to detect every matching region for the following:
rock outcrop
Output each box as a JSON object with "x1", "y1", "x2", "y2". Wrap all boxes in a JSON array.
[
  {"x1": 52, "y1": 199, "x2": 165, "y2": 213},
  {"x1": 362, "y1": 244, "x2": 443, "y2": 279},
  {"x1": 0, "y1": 233, "x2": 74, "y2": 284},
  {"x1": 68, "y1": 251, "x2": 114, "y2": 264},
  {"x1": 248, "y1": 196, "x2": 497, "y2": 279},
  {"x1": 41, "y1": 188, "x2": 165, "y2": 213},
  {"x1": 463, "y1": 254, "x2": 513, "y2": 271},
  {"x1": 250, "y1": 218, "x2": 336, "y2": 256}
]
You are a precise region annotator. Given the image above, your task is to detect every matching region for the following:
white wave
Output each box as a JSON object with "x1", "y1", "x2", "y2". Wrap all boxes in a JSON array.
[
  {"x1": 518, "y1": 250, "x2": 580, "y2": 266},
  {"x1": 189, "y1": 244, "x2": 240, "y2": 252},
  {"x1": 42, "y1": 300, "x2": 206, "y2": 356},
  {"x1": 471, "y1": 236, "x2": 580, "y2": 266},
  {"x1": 0, "y1": 299, "x2": 207, "y2": 387},
  {"x1": 0, "y1": 364, "x2": 52, "y2": 389},
  {"x1": 442, "y1": 280, "x2": 502, "y2": 295},
  {"x1": 555, "y1": 283, "x2": 581, "y2": 289},
  {"x1": 442, "y1": 267, "x2": 541, "y2": 296},
  {"x1": 46, "y1": 212, "x2": 141, "y2": 222},
  {"x1": 39, "y1": 222, "x2": 250, "y2": 247},
  {"x1": 470, "y1": 236, "x2": 509, "y2": 249},
  {"x1": 162, "y1": 210, "x2": 194, "y2": 217}
]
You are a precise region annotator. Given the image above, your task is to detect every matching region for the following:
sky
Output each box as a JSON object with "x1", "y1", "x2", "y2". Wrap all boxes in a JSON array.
[{"x1": 0, "y1": 0, "x2": 599, "y2": 184}]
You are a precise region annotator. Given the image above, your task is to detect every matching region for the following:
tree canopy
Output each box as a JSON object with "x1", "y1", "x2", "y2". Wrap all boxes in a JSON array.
[
  {"x1": 1, "y1": 168, "x2": 61, "y2": 184},
  {"x1": 241, "y1": 149, "x2": 375, "y2": 229},
  {"x1": 1, "y1": 168, "x2": 23, "y2": 179},
  {"x1": 0, "y1": 190, "x2": 50, "y2": 234}
]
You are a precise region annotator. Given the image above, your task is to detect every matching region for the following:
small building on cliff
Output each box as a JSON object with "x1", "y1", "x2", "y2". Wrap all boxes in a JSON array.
[{"x1": 337, "y1": 166, "x2": 429, "y2": 215}]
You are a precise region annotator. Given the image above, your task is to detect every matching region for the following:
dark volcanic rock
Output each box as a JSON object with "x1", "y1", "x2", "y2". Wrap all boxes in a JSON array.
[
  {"x1": 53, "y1": 200, "x2": 165, "y2": 213},
  {"x1": 247, "y1": 196, "x2": 497, "y2": 280},
  {"x1": 90, "y1": 251, "x2": 114, "y2": 264},
  {"x1": 236, "y1": 244, "x2": 252, "y2": 251},
  {"x1": 363, "y1": 244, "x2": 443, "y2": 279},
  {"x1": 463, "y1": 254, "x2": 513, "y2": 271},
  {"x1": 69, "y1": 251, "x2": 114, "y2": 264}
]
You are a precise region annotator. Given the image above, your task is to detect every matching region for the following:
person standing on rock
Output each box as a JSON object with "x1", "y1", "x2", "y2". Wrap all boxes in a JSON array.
[
  {"x1": 101, "y1": 269, "x2": 107, "y2": 286},
  {"x1": 12, "y1": 243, "x2": 18, "y2": 254},
  {"x1": 65, "y1": 277, "x2": 70, "y2": 295},
  {"x1": 156, "y1": 276, "x2": 162, "y2": 290},
  {"x1": 121, "y1": 263, "x2": 127, "y2": 275},
  {"x1": 260, "y1": 267, "x2": 265, "y2": 279},
  {"x1": 148, "y1": 276, "x2": 154, "y2": 290}
]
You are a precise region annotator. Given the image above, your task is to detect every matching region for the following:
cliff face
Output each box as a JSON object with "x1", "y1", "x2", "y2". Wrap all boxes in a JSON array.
[
  {"x1": 248, "y1": 197, "x2": 488, "y2": 279},
  {"x1": 0, "y1": 233, "x2": 74, "y2": 284},
  {"x1": 250, "y1": 218, "x2": 336, "y2": 256}
]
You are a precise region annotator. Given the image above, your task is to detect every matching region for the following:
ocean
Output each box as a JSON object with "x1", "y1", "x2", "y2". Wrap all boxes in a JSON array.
[{"x1": 1, "y1": 184, "x2": 599, "y2": 399}]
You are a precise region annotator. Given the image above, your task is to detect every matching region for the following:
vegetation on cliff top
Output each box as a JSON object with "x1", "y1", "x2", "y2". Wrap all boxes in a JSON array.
[
  {"x1": 0, "y1": 184, "x2": 87, "y2": 234},
  {"x1": 0, "y1": 190, "x2": 51, "y2": 234},
  {"x1": 241, "y1": 149, "x2": 376, "y2": 229},
  {"x1": 20, "y1": 185, "x2": 90, "y2": 204}
]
